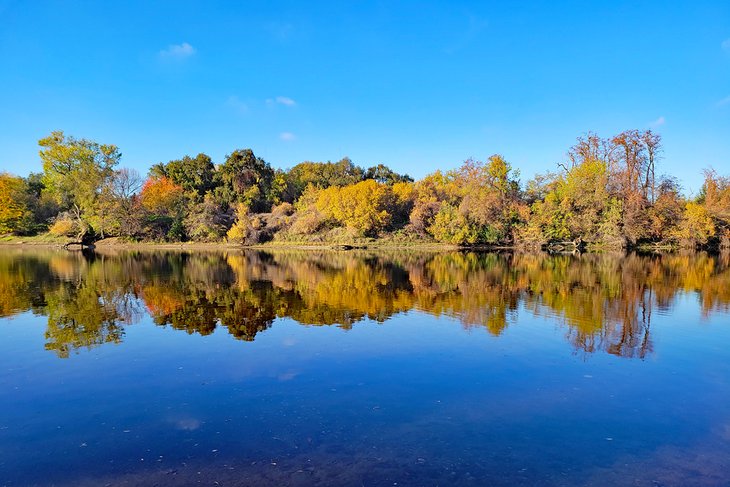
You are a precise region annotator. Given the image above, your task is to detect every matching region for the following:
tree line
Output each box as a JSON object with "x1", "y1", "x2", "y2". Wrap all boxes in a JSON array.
[{"x1": 1, "y1": 129, "x2": 729, "y2": 249}]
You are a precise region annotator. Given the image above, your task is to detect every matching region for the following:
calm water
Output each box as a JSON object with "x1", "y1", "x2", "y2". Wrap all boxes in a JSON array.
[{"x1": 1, "y1": 249, "x2": 729, "y2": 486}]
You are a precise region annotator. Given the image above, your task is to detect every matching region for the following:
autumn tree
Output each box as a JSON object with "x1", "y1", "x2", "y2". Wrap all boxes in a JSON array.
[
  {"x1": 226, "y1": 204, "x2": 260, "y2": 244},
  {"x1": 140, "y1": 176, "x2": 184, "y2": 215},
  {"x1": 421, "y1": 156, "x2": 522, "y2": 245},
  {"x1": 699, "y1": 169, "x2": 730, "y2": 247},
  {"x1": 105, "y1": 168, "x2": 144, "y2": 238},
  {"x1": 456, "y1": 155, "x2": 522, "y2": 243},
  {"x1": 286, "y1": 158, "x2": 364, "y2": 199},
  {"x1": 315, "y1": 180, "x2": 393, "y2": 236},
  {"x1": 140, "y1": 175, "x2": 185, "y2": 240},
  {"x1": 609, "y1": 130, "x2": 663, "y2": 243},
  {"x1": 0, "y1": 173, "x2": 33, "y2": 235},
  {"x1": 647, "y1": 177, "x2": 683, "y2": 242},
  {"x1": 409, "y1": 170, "x2": 457, "y2": 234},
  {"x1": 674, "y1": 202, "x2": 715, "y2": 248}
]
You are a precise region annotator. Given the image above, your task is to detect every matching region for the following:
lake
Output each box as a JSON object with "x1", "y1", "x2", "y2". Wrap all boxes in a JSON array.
[{"x1": 0, "y1": 249, "x2": 729, "y2": 486}]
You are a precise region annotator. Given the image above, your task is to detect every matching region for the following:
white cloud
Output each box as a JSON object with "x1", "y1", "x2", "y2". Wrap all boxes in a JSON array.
[
  {"x1": 649, "y1": 116, "x2": 666, "y2": 127},
  {"x1": 718, "y1": 95, "x2": 730, "y2": 107},
  {"x1": 159, "y1": 42, "x2": 196, "y2": 59},
  {"x1": 267, "y1": 96, "x2": 297, "y2": 106},
  {"x1": 226, "y1": 96, "x2": 248, "y2": 114},
  {"x1": 279, "y1": 132, "x2": 296, "y2": 141},
  {"x1": 722, "y1": 38, "x2": 730, "y2": 51},
  {"x1": 275, "y1": 96, "x2": 296, "y2": 106}
]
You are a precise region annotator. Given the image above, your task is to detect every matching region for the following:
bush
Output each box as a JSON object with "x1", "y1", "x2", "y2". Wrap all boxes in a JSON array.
[
  {"x1": 48, "y1": 215, "x2": 80, "y2": 237},
  {"x1": 227, "y1": 204, "x2": 261, "y2": 245},
  {"x1": 271, "y1": 202, "x2": 294, "y2": 218},
  {"x1": 167, "y1": 217, "x2": 186, "y2": 241},
  {"x1": 289, "y1": 210, "x2": 325, "y2": 235}
]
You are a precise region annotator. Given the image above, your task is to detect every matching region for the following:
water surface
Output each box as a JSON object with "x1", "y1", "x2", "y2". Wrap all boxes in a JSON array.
[{"x1": 1, "y1": 249, "x2": 729, "y2": 486}]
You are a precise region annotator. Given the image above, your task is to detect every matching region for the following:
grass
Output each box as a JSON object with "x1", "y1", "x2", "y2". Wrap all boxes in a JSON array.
[{"x1": 0, "y1": 234, "x2": 67, "y2": 245}]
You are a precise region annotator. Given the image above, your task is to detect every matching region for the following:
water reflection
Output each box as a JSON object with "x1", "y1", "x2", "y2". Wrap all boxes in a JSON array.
[{"x1": 1, "y1": 249, "x2": 729, "y2": 358}]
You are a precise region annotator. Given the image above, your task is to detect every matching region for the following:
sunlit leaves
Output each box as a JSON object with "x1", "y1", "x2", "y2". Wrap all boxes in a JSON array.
[
  {"x1": 140, "y1": 176, "x2": 184, "y2": 215},
  {"x1": 0, "y1": 173, "x2": 32, "y2": 234},
  {"x1": 38, "y1": 131, "x2": 120, "y2": 218}
]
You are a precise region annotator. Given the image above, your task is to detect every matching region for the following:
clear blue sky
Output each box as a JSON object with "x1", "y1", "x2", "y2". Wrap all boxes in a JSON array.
[{"x1": 1, "y1": 0, "x2": 729, "y2": 194}]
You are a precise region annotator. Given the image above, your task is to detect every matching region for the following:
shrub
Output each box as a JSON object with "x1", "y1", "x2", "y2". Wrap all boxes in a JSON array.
[{"x1": 48, "y1": 214, "x2": 80, "y2": 237}]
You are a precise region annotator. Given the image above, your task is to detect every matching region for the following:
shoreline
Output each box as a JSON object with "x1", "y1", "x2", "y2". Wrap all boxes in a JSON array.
[
  {"x1": 0, "y1": 237, "x2": 463, "y2": 252},
  {"x1": 0, "y1": 236, "x2": 714, "y2": 253}
]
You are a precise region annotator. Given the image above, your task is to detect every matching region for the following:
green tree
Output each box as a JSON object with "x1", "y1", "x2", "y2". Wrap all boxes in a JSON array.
[
  {"x1": 39, "y1": 131, "x2": 120, "y2": 235},
  {"x1": 286, "y1": 158, "x2": 365, "y2": 198},
  {"x1": 150, "y1": 153, "x2": 218, "y2": 201},
  {"x1": 216, "y1": 149, "x2": 275, "y2": 212},
  {"x1": 364, "y1": 164, "x2": 413, "y2": 185}
]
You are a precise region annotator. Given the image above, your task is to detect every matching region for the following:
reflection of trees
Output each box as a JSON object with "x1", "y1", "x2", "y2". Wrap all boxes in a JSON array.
[
  {"x1": 2, "y1": 248, "x2": 730, "y2": 358},
  {"x1": 0, "y1": 250, "x2": 144, "y2": 357}
]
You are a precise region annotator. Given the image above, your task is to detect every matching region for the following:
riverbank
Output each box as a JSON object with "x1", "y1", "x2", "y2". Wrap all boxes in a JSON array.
[
  {"x1": 0, "y1": 234, "x2": 463, "y2": 251},
  {"x1": 0, "y1": 234, "x2": 704, "y2": 253}
]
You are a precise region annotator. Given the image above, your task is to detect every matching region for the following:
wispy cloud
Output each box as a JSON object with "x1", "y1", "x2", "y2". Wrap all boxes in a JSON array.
[
  {"x1": 722, "y1": 38, "x2": 730, "y2": 51},
  {"x1": 279, "y1": 132, "x2": 296, "y2": 141},
  {"x1": 159, "y1": 42, "x2": 196, "y2": 59},
  {"x1": 226, "y1": 96, "x2": 248, "y2": 114},
  {"x1": 717, "y1": 95, "x2": 730, "y2": 107},
  {"x1": 267, "y1": 96, "x2": 297, "y2": 107},
  {"x1": 649, "y1": 116, "x2": 666, "y2": 127},
  {"x1": 276, "y1": 96, "x2": 296, "y2": 106}
]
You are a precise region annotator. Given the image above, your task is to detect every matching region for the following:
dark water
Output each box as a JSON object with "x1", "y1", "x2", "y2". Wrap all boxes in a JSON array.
[{"x1": 1, "y1": 249, "x2": 729, "y2": 487}]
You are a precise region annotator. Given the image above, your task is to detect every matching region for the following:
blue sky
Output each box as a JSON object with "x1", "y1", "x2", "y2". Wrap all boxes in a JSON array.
[{"x1": 1, "y1": 0, "x2": 729, "y2": 194}]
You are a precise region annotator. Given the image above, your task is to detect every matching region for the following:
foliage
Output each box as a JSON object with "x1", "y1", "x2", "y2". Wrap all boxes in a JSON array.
[
  {"x1": 0, "y1": 173, "x2": 33, "y2": 234},
  {"x1": 150, "y1": 153, "x2": 217, "y2": 201},
  {"x1": 140, "y1": 176, "x2": 184, "y2": 215},
  {"x1": 364, "y1": 164, "x2": 413, "y2": 185},
  {"x1": 287, "y1": 158, "x2": 364, "y2": 198},
  {"x1": 2, "y1": 128, "x2": 729, "y2": 248},
  {"x1": 184, "y1": 194, "x2": 231, "y2": 242},
  {"x1": 38, "y1": 131, "x2": 120, "y2": 227},
  {"x1": 315, "y1": 180, "x2": 393, "y2": 236},
  {"x1": 227, "y1": 204, "x2": 261, "y2": 244},
  {"x1": 48, "y1": 214, "x2": 80, "y2": 237},
  {"x1": 674, "y1": 202, "x2": 715, "y2": 247},
  {"x1": 216, "y1": 149, "x2": 275, "y2": 212}
]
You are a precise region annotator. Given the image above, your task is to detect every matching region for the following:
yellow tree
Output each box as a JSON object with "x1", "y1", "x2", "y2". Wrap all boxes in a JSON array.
[
  {"x1": 0, "y1": 173, "x2": 32, "y2": 235},
  {"x1": 315, "y1": 180, "x2": 392, "y2": 235},
  {"x1": 674, "y1": 202, "x2": 715, "y2": 247}
]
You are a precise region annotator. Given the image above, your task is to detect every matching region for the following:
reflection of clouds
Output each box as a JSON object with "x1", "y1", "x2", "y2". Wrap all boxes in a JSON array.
[
  {"x1": 278, "y1": 370, "x2": 299, "y2": 382},
  {"x1": 173, "y1": 417, "x2": 202, "y2": 431}
]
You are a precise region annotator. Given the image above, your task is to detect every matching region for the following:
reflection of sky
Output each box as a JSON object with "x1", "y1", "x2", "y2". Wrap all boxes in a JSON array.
[{"x1": 1, "y1": 295, "x2": 729, "y2": 486}]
